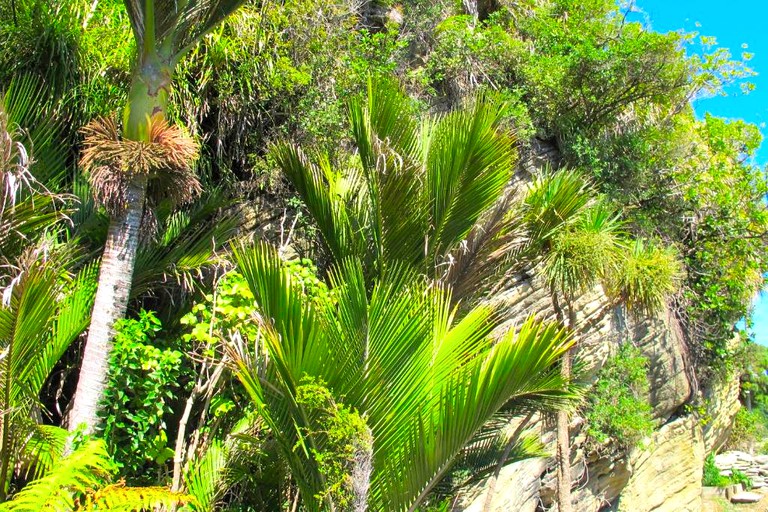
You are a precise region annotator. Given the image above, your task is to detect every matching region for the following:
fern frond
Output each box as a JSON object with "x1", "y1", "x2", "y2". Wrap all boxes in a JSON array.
[
  {"x1": 1, "y1": 440, "x2": 113, "y2": 512},
  {"x1": 85, "y1": 483, "x2": 191, "y2": 512}
]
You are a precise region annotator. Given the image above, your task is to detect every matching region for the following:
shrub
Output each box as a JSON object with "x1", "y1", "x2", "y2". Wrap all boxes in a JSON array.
[
  {"x1": 730, "y1": 469, "x2": 753, "y2": 490},
  {"x1": 725, "y1": 408, "x2": 767, "y2": 452},
  {"x1": 702, "y1": 453, "x2": 753, "y2": 489},
  {"x1": 100, "y1": 310, "x2": 184, "y2": 484},
  {"x1": 703, "y1": 453, "x2": 730, "y2": 487},
  {"x1": 584, "y1": 344, "x2": 655, "y2": 451}
]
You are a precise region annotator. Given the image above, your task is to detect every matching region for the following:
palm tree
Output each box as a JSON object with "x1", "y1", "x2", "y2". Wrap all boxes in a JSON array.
[
  {"x1": 68, "y1": 0, "x2": 248, "y2": 434},
  {"x1": 272, "y1": 76, "x2": 516, "y2": 287},
  {"x1": 521, "y1": 171, "x2": 682, "y2": 512},
  {"x1": 226, "y1": 242, "x2": 578, "y2": 511},
  {"x1": 522, "y1": 170, "x2": 623, "y2": 512}
]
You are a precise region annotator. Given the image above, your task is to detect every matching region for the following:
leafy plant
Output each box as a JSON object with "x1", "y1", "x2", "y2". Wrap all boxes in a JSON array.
[
  {"x1": 584, "y1": 344, "x2": 655, "y2": 451},
  {"x1": 100, "y1": 310, "x2": 183, "y2": 484},
  {"x1": 227, "y1": 242, "x2": 578, "y2": 511},
  {"x1": 703, "y1": 453, "x2": 729, "y2": 487},
  {"x1": 273, "y1": 75, "x2": 516, "y2": 289},
  {"x1": 730, "y1": 469, "x2": 753, "y2": 491},
  {"x1": 0, "y1": 439, "x2": 188, "y2": 511}
]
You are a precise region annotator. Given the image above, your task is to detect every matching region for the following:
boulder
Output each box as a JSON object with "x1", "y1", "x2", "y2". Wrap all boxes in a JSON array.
[{"x1": 730, "y1": 491, "x2": 762, "y2": 503}]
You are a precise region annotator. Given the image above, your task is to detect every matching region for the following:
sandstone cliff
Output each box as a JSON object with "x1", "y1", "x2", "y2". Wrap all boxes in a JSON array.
[{"x1": 456, "y1": 141, "x2": 742, "y2": 512}]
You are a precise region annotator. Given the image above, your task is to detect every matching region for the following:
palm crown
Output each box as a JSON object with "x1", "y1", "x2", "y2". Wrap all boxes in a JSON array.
[{"x1": 228, "y1": 242, "x2": 578, "y2": 511}]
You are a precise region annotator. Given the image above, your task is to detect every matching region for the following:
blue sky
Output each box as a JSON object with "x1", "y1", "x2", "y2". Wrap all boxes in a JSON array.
[{"x1": 634, "y1": 0, "x2": 768, "y2": 345}]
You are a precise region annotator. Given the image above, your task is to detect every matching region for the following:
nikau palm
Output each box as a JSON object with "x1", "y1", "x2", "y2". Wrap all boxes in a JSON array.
[
  {"x1": 228, "y1": 242, "x2": 578, "y2": 511},
  {"x1": 68, "y1": 0, "x2": 247, "y2": 433},
  {"x1": 273, "y1": 76, "x2": 516, "y2": 286},
  {"x1": 521, "y1": 169, "x2": 680, "y2": 512}
]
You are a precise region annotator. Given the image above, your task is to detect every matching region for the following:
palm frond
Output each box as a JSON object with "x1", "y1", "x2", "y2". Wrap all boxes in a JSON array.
[
  {"x1": 426, "y1": 93, "x2": 516, "y2": 258},
  {"x1": 183, "y1": 440, "x2": 227, "y2": 512},
  {"x1": 229, "y1": 242, "x2": 580, "y2": 511},
  {"x1": 3, "y1": 75, "x2": 69, "y2": 190},
  {"x1": 523, "y1": 168, "x2": 593, "y2": 247},
  {"x1": 131, "y1": 190, "x2": 238, "y2": 299},
  {"x1": 434, "y1": 431, "x2": 546, "y2": 499},
  {"x1": 271, "y1": 142, "x2": 369, "y2": 265},
  {"x1": 18, "y1": 425, "x2": 69, "y2": 481},
  {"x1": 123, "y1": 0, "x2": 248, "y2": 61}
]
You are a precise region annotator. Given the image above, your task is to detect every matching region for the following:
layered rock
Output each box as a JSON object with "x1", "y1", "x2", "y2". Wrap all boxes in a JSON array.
[
  {"x1": 715, "y1": 451, "x2": 768, "y2": 490},
  {"x1": 456, "y1": 141, "x2": 742, "y2": 512},
  {"x1": 614, "y1": 416, "x2": 705, "y2": 512}
]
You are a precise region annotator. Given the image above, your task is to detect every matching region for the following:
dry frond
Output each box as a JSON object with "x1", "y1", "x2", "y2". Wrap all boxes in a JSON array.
[
  {"x1": 1, "y1": 107, "x2": 33, "y2": 211},
  {"x1": 80, "y1": 115, "x2": 201, "y2": 216}
]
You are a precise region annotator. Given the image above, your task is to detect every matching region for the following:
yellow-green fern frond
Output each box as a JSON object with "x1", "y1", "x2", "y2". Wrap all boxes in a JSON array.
[
  {"x1": 83, "y1": 483, "x2": 191, "y2": 512},
  {"x1": 0, "y1": 440, "x2": 113, "y2": 512}
]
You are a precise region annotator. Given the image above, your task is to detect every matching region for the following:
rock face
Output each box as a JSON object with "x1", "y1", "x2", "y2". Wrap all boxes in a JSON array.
[
  {"x1": 458, "y1": 141, "x2": 743, "y2": 512},
  {"x1": 614, "y1": 416, "x2": 705, "y2": 512}
]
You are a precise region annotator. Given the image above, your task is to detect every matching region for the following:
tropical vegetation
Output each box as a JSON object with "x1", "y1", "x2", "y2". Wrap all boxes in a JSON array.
[{"x1": 0, "y1": 0, "x2": 765, "y2": 510}]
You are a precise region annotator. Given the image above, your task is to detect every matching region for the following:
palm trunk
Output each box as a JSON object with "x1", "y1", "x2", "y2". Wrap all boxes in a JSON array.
[
  {"x1": 555, "y1": 350, "x2": 573, "y2": 512},
  {"x1": 67, "y1": 176, "x2": 147, "y2": 433},
  {"x1": 67, "y1": 48, "x2": 171, "y2": 433},
  {"x1": 553, "y1": 296, "x2": 576, "y2": 512}
]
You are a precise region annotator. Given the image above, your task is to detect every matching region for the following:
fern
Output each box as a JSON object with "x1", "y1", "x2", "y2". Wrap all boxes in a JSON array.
[
  {"x1": 0, "y1": 440, "x2": 113, "y2": 512},
  {"x1": 1, "y1": 439, "x2": 190, "y2": 511},
  {"x1": 85, "y1": 484, "x2": 190, "y2": 511}
]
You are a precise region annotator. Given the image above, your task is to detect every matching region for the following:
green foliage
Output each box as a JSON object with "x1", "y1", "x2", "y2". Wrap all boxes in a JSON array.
[
  {"x1": 295, "y1": 376, "x2": 372, "y2": 509},
  {"x1": 730, "y1": 468, "x2": 753, "y2": 490},
  {"x1": 726, "y1": 408, "x2": 767, "y2": 453},
  {"x1": 100, "y1": 310, "x2": 183, "y2": 484},
  {"x1": 229, "y1": 242, "x2": 578, "y2": 511},
  {"x1": 703, "y1": 453, "x2": 730, "y2": 487},
  {"x1": 0, "y1": 257, "x2": 97, "y2": 496},
  {"x1": 0, "y1": 0, "x2": 133, "y2": 117},
  {"x1": 274, "y1": 76, "x2": 516, "y2": 285},
  {"x1": 0, "y1": 439, "x2": 189, "y2": 511},
  {"x1": 181, "y1": 272, "x2": 258, "y2": 348},
  {"x1": 542, "y1": 202, "x2": 623, "y2": 300},
  {"x1": 585, "y1": 344, "x2": 655, "y2": 451},
  {"x1": 609, "y1": 239, "x2": 684, "y2": 316}
]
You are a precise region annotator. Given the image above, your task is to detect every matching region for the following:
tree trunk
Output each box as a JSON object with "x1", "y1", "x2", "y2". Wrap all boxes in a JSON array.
[
  {"x1": 67, "y1": 48, "x2": 171, "y2": 434},
  {"x1": 555, "y1": 349, "x2": 573, "y2": 512},
  {"x1": 66, "y1": 176, "x2": 147, "y2": 434},
  {"x1": 553, "y1": 297, "x2": 576, "y2": 512}
]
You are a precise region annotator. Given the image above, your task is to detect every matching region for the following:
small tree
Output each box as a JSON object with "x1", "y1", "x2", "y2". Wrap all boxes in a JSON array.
[
  {"x1": 521, "y1": 170, "x2": 681, "y2": 512},
  {"x1": 227, "y1": 242, "x2": 578, "y2": 511}
]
